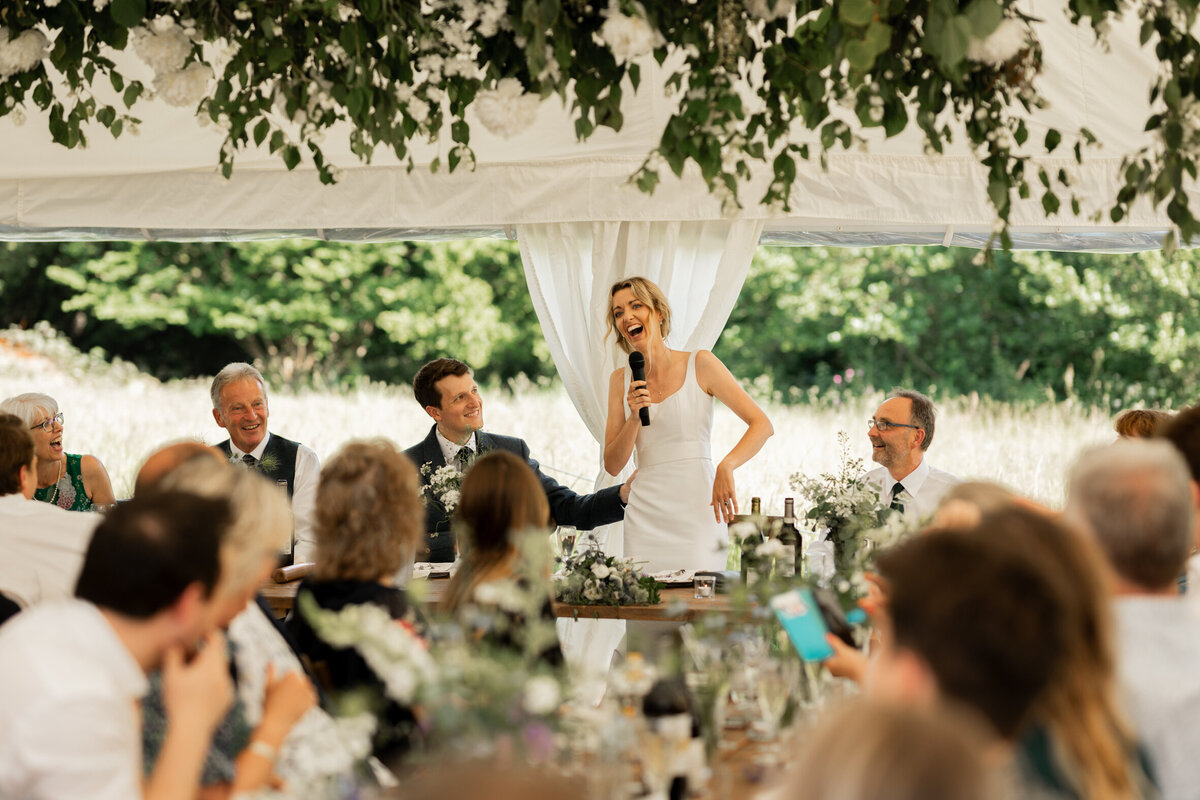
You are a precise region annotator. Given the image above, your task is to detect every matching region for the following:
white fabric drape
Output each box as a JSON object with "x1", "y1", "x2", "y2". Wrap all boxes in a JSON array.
[{"x1": 518, "y1": 219, "x2": 764, "y2": 682}]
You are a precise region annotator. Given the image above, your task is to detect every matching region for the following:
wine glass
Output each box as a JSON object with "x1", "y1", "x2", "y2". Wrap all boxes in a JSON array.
[{"x1": 750, "y1": 659, "x2": 796, "y2": 748}]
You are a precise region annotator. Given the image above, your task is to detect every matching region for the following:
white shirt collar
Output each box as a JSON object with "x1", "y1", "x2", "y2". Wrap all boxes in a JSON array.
[
  {"x1": 231, "y1": 433, "x2": 270, "y2": 462},
  {"x1": 435, "y1": 427, "x2": 477, "y2": 467},
  {"x1": 892, "y1": 457, "x2": 931, "y2": 497}
]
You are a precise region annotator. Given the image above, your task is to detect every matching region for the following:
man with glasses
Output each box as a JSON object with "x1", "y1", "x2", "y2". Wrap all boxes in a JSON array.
[{"x1": 865, "y1": 389, "x2": 958, "y2": 519}]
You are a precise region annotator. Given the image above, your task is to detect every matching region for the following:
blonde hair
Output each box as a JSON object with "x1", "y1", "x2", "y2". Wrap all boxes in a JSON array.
[
  {"x1": 158, "y1": 459, "x2": 291, "y2": 598},
  {"x1": 445, "y1": 451, "x2": 550, "y2": 612},
  {"x1": 792, "y1": 700, "x2": 995, "y2": 800},
  {"x1": 314, "y1": 439, "x2": 422, "y2": 582},
  {"x1": 606, "y1": 276, "x2": 672, "y2": 355},
  {"x1": 0, "y1": 392, "x2": 58, "y2": 427}
]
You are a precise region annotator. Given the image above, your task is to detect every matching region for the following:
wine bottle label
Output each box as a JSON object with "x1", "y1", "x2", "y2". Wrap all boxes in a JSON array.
[{"x1": 778, "y1": 546, "x2": 796, "y2": 577}]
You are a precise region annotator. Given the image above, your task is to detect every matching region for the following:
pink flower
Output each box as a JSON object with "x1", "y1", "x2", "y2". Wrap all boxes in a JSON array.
[{"x1": 833, "y1": 374, "x2": 843, "y2": 385}]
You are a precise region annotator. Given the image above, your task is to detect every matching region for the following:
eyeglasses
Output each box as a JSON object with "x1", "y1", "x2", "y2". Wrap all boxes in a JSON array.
[
  {"x1": 868, "y1": 418, "x2": 920, "y2": 432},
  {"x1": 31, "y1": 412, "x2": 64, "y2": 432}
]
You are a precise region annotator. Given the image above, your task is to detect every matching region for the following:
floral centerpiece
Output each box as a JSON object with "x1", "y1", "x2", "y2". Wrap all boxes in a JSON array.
[
  {"x1": 419, "y1": 462, "x2": 465, "y2": 513},
  {"x1": 789, "y1": 431, "x2": 917, "y2": 605},
  {"x1": 555, "y1": 550, "x2": 661, "y2": 607}
]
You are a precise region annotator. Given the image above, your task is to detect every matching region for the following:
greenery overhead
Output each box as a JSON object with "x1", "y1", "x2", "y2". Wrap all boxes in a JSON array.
[{"x1": 0, "y1": 0, "x2": 1197, "y2": 248}]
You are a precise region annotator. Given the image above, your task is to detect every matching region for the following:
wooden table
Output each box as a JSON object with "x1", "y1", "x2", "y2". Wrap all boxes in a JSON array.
[{"x1": 260, "y1": 577, "x2": 733, "y2": 621}]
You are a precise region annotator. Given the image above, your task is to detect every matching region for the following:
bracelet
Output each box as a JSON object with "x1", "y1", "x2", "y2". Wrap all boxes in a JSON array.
[{"x1": 248, "y1": 740, "x2": 277, "y2": 763}]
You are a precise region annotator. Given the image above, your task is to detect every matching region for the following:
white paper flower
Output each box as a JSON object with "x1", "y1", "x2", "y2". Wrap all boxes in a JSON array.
[
  {"x1": 744, "y1": 0, "x2": 797, "y2": 21},
  {"x1": 154, "y1": 62, "x2": 212, "y2": 107},
  {"x1": 132, "y1": 23, "x2": 193, "y2": 75},
  {"x1": 591, "y1": 562, "x2": 612, "y2": 580},
  {"x1": 966, "y1": 19, "x2": 1028, "y2": 67},
  {"x1": 600, "y1": 7, "x2": 662, "y2": 64},
  {"x1": 0, "y1": 28, "x2": 50, "y2": 78},
  {"x1": 473, "y1": 77, "x2": 540, "y2": 138},
  {"x1": 522, "y1": 675, "x2": 561, "y2": 715}
]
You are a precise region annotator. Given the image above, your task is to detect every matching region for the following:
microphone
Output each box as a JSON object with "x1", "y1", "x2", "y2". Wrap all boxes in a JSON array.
[{"x1": 629, "y1": 351, "x2": 650, "y2": 427}]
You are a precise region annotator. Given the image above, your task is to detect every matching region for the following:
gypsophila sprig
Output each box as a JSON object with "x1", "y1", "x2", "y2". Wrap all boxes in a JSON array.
[
  {"x1": 555, "y1": 549, "x2": 661, "y2": 607},
  {"x1": 420, "y1": 462, "x2": 465, "y2": 513}
]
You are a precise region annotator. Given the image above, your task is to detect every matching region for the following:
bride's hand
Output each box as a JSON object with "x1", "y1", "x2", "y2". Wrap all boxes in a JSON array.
[
  {"x1": 710, "y1": 462, "x2": 738, "y2": 523},
  {"x1": 627, "y1": 379, "x2": 652, "y2": 418}
]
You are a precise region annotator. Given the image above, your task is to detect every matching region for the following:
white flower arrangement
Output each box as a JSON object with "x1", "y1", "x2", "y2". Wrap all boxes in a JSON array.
[
  {"x1": 154, "y1": 62, "x2": 213, "y2": 108},
  {"x1": 472, "y1": 77, "x2": 541, "y2": 138},
  {"x1": 420, "y1": 461, "x2": 467, "y2": 512},
  {"x1": 131, "y1": 21, "x2": 193, "y2": 75},
  {"x1": 296, "y1": 593, "x2": 435, "y2": 704},
  {"x1": 0, "y1": 28, "x2": 49, "y2": 78},
  {"x1": 555, "y1": 549, "x2": 661, "y2": 607},
  {"x1": 599, "y1": 3, "x2": 662, "y2": 64},
  {"x1": 966, "y1": 18, "x2": 1029, "y2": 67}
]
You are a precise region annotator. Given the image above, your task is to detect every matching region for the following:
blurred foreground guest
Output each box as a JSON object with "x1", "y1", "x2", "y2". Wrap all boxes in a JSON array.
[
  {"x1": 791, "y1": 700, "x2": 998, "y2": 800},
  {"x1": 288, "y1": 439, "x2": 426, "y2": 762},
  {"x1": 445, "y1": 450, "x2": 563, "y2": 665},
  {"x1": 1067, "y1": 440, "x2": 1200, "y2": 800},
  {"x1": 1160, "y1": 406, "x2": 1200, "y2": 591},
  {"x1": 134, "y1": 440, "x2": 225, "y2": 496},
  {"x1": 864, "y1": 389, "x2": 958, "y2": 518},
  {"x1": 210, "y1": 363, "x2": 320, "y2": 564},
  {"x1": 0, "y1": 491, "x2": 234, "y2": 800},
  {"x1": 1115, "y1": 408, "x2": 1173, "y2": 439},
  {"x1": 0, "y1": 413, "x2": 99, "y2": 613},
  {"x1": 992, "y1": 508, "x2": 1156, "y2": 800},
  {"x1": 929, "y1": 480, "x2": 1018, "y2": 529},
  {"x1": 871, "y1": 523, "x2": 1076, "y2": 798},
  {"x1": 0, "y1": 392, "x2": 117, "y2": 510},
  {"x1": 144, "y1": 460, "x2": 319, "y2": 795}
]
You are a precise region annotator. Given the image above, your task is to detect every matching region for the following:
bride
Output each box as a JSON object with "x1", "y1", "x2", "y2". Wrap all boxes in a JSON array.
[{"x1": 603, "y1": 276, "x2": 773, "y2": 573}]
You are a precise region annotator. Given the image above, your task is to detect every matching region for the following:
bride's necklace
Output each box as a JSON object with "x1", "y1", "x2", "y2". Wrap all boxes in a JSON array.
[{"x1": 43, "y1": 459, "x2": 63, "y2": 505}]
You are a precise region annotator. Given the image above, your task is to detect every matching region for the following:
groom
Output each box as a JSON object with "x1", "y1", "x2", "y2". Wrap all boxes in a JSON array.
[{"x1": 404, "y1": 358, "x2": 632, "y2": 562}]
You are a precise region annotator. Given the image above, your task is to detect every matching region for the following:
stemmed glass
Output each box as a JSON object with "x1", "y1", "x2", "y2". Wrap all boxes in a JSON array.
[
  {"x1": 750, "y1": 659, "x2": 799, "y2": 753},
  {"x1": 556, "y1": 526, "x2": 577, "y2": 560}
]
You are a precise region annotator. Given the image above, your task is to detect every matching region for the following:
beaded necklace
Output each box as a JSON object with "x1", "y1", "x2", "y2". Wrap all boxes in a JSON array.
[{"x1": 42, "y1": 459, "x2": 63, "y2": 506}]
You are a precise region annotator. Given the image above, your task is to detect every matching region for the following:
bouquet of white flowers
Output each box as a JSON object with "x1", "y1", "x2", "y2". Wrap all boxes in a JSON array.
[{"x1": 555, "y1": 550, "x2": 661, "y2": 607}]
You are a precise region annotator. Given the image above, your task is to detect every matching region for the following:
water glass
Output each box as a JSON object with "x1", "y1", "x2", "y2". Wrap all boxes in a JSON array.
[{"x1": 557, "y1": 527, "x2": 577, "y2": 559}]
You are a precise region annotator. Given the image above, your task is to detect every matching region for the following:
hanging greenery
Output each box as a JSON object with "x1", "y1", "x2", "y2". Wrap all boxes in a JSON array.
[{"x1": 0, "y1": 0, "x2": 1196, "y2": 249}]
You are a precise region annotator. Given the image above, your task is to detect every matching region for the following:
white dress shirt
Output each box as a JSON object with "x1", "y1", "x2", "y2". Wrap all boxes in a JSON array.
[
  {"x1": 234, "y1": 434, "x2": 321, "y2": 564},
  {"x1": 864, "y1": 458, "x2": 959, "y2": 520},
  {"x1": 0, "y1": 600, "x2": 148, "y2": 800},
  {"x1": 0, "y1": 493, "x2": 100, "y2": 608},
  {"x1": 435, "y1": 428, "x2": 478, "y2": 470},
  {"x1": 1115, "y1": 595, "x2": 1200, "y2": 800}
]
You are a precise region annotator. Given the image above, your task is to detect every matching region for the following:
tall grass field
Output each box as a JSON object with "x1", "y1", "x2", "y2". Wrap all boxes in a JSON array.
[{"x1": 0, "y1": 325, "x2": 1117, "y2": 510}]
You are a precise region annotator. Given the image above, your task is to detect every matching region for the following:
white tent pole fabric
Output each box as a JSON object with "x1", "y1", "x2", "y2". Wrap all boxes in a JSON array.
[{"x1": 518, "y1": 219, "x2": 764, "y2": 682}]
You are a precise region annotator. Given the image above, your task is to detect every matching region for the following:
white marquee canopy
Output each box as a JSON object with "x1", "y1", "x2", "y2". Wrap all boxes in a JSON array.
[{"x1": 1, "y1": 0, "x2": 1195, "y2": 251}]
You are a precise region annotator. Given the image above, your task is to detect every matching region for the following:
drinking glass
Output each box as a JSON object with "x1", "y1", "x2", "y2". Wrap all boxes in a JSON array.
[
  {"x1": 693, "y1": 574, "x2": 716, "y2": 599},
  {"x1": 750, "y1": 660, "x2": 796, "y2": 746},
  {"x1": 557, "y1": 527, "x2": 578, "y2": 560}
]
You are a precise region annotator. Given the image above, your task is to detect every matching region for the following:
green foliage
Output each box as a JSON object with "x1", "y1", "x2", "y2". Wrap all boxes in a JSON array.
[
  {"x1": 717, "y1": 245, "x2": 1200, "y2": 408},
  {"x1": 38, "y1": 239, "x2": 546, "y2": 385}
]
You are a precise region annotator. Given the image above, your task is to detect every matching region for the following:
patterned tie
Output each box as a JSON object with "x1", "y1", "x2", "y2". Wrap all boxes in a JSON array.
[
  {"x1": 890, "y1": 482, "x2": 906, "y2": 513},
  {"x1": 241, "y1": 454, "x2": 258, "y2": 469},
  {"x1": 455, "y1": 447, "x2": 472, "y2": 470}
]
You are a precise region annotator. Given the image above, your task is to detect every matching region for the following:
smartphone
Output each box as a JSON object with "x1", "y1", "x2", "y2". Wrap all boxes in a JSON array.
[
  {"x1": 811, "y1": 586, "x2": 858, "y2": 648},
  {"x1": 770, "y1": 588, "x2": 834, "y2": 662}
]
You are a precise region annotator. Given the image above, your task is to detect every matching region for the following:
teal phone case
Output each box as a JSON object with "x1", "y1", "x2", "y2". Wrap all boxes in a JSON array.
[{"x1": 770, "y1": 588, "x2": 835, "y2": 662}]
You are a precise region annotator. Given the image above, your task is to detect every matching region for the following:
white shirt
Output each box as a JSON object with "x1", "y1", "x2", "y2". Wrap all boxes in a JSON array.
[
  {"x1": 434, "y1": 427, "x2": 478, "y2": 470},
  {"x1": 1115, "y1": 595, "x2": 1200, "y2": 800},
  {"x1": 0, "y1": 600, "x2": 147, "y2": 800},
  {"x1": 864, "y1": 458, "x2": 959, "y2": 520},
  {"x1": 0, "y1": 493, "x2": 100, "y2": 608},
  {"x1": 234, "y1": 434, "x2": 321, "y2": 565}
]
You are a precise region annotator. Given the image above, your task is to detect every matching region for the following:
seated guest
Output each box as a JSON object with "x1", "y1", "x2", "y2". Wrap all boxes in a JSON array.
[
  {"x1": 791, "y1": 701, "x2": 997, "y2": 800},
  {"x1": 0, "y1": 413, "x2": 99, "y2": 609},
  {"x1": 210, "y1": 363, "x2": 320, "y2": 564},
  {"x1": 144, "y1": 459, "x2": 319, "y2": 795},
  {"x1": 288, "y1": 439, "x2": 425, "y2": 761},
  {"x1": 870, "y1": 520, "x2": 1080, "y2": 798},
  {"x1": 864, "y1": 389, "x2": 958, "y2": 518},
  {"x1": 1115, "y1": 408, "x2": 1172, "y2": 439},
  {"x1": 404, "y1": 358, "x2": 631, "y2": 562},
  {"x1": 1, "y1": 392, "x2": 117, "y2": 510},
  {"x1": 444, "y1": 451, "x2": 563, "y2": 665},
  {"x1": 0, "y1": 491, "x2": 234, "y2": 800},
  {"x1": 1066, "y1": 440, "x2": 1200, "y2": 800},
  {"x1": 929, "y1": 479, "x2": 1018, "y2": 529},
  {"x1": 134, "y1": 439, "x2": 225, "y2": 496}
]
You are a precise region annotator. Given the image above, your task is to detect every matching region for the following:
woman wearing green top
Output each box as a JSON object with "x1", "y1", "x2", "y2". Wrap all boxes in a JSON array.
[{"x1": 0, "y1": 392, "x2": 117, "y2": 511}]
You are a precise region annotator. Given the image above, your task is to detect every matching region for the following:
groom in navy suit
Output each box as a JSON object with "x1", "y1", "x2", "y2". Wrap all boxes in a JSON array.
[{"x1": 403, "y1": 358, "x2": 631, "y2": 562}]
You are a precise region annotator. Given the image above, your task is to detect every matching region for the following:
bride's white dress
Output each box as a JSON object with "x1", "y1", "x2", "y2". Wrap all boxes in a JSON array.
[{"x1": 622, "y1": 351, "x2": 729, "y2": 573}]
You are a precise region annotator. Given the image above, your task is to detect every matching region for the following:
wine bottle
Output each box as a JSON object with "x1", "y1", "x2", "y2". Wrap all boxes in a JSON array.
[
  {"x1": 777, "y1": 497, "x2": 801, "y2": 579},
  {"x1": 750, "y1": 496, "x2": 762, "y2": 516}
]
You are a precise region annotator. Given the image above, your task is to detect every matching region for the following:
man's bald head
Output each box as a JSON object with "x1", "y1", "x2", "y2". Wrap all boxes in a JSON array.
[{"x1": 135, "y1": 441, "x2": 227, "y2": 496}]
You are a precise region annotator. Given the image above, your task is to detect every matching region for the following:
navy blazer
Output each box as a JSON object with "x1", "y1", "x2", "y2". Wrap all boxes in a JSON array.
[{"x1": 403, "y1": 424, "x2": 625, "y2": 562}]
